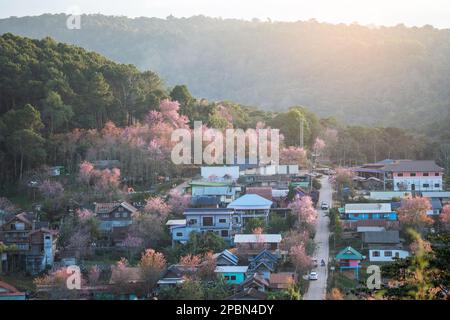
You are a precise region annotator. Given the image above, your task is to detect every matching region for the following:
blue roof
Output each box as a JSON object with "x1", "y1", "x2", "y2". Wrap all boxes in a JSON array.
[
  {"x1": 228, "y1": 194, "x2": 273, "y2": 210},
  {"x1": 217, "y1": 250, "x2": 239, "y2": 265},
  {"x1": 252, "y1": 249, "x2": 278, "y2": 263},
  {"x1": 191, "y1": 196, "x2": 219, "y2": 206}
]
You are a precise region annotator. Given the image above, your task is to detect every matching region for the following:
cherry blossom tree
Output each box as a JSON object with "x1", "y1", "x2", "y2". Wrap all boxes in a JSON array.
[
  {"x1": 398, "y1": 197, "x2": 434, "y2": 233},
  {"x1": 168, "y1": 189, "x2": 191, "y2": 216},
  {"x1": 75, "y1": 208, "x2": 95, "y2": 221},
  {"x1": 198, "y1": 252, "x2": 217, "y2": 280},
  {"x1": 290, "y1": 244, "x2": 313, "y2": 275},
  {"x1": 288, "y1": 196, "x2": 318, "y2": 232},
  {"x1": 313, "y1": 137, "x2": 326, "y2": 153},
  {"x1": 139, "y1": 249, "x2": 167, "y2": 296},
  {"x1": 438, "y1": 205, "x2": 450, "y2": 231},
  {"x1": 78, "y1": 161, "x2": 94, "y2": 185},
  {"x1": 280, "y1": 146, "x2": 307, "y2": 166},
  {"x1": 122, "y1": 234, "x2": 144, "y2": 260},
  {"x1": 143, "y1": 196, "x2": 171, "y2": 218},
  {"x1": 179, "y1": 254, "x2": 202, "y2": 267},
  {"x1": 38, "y1": 180, "x2": 64, "y2": 199}
]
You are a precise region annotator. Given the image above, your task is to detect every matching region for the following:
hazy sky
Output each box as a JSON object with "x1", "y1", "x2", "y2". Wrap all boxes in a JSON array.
[{"x1": 1, "y1": 0, "x2": 450, "y2": 28}]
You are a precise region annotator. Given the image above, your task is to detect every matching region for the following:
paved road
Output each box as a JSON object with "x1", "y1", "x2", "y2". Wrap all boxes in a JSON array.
[{"x1": 303, "y1": 176, "x2": 332, "y2": 300}]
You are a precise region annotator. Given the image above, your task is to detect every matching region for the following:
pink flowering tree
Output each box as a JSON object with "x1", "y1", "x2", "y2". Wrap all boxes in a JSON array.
[
  {"x1": 290, "y1": 244, "x2": 313, "y2": 275},
  {"x1": 313, "y1": 138, "x2": 326, "y2": 153},
  {"x1": 143, "y1": 196, "x2": 171, "y2": 218},
  {"x1": 38, "y1": 180, "x2": 64, "y2": 200},
  {"x1": 122, "y1": 234, "x2": 144, "y2": 260},
  {"x1": 78, "y1": 161, "x2": 94, "y2": 185},
  {"x1": 280, "y1": 147, "x2": 307, "y2": 166},
  {"x1": 398, "y1": 197, "x2": 434, "y2": 234},
  {"x1": 75, "y1": 208, "x2": 95, "y2": 221},
  {"x1": 139, "y1": 249, "x2": 167, "y2": 295},
  {"x1": 288, "y1": 196, "x2": 318, "y2": 232},
  {"x1": 439, "y1": 205, "x2": 450, "y2": 232},
  {"x1": 168, "y1": 189, "x2": 191, "y2": 216}
]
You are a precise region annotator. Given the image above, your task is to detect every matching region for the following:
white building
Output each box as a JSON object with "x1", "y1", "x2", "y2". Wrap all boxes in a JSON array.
[
  {"x1": 382, "y1": 160, "x2": 444, "y2": 192},
  {"x1": 201, "y1": 166, "x2": 240, "y2": 181},
  {"x1": 368, "y1": 247, "x2": 409, "y2": 262}
]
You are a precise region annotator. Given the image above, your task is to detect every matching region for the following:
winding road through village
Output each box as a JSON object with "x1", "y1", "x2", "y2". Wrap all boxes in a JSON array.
[{"x1": 303, "y1": 176, "x2": 332, "y2": 300}]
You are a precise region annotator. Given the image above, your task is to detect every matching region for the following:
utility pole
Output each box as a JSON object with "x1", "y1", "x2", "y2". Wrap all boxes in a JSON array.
[{"x1": 299, "y1": 118, "x2": 304, "y2": 149}]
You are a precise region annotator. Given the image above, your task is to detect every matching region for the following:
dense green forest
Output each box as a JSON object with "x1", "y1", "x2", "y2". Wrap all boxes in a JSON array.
[
  {"x1": 1, "y1": 14, "x2": 450, "y2": 135},
  {"x1": 1, "y1": 33, "x2": 448, "y2": 193}
]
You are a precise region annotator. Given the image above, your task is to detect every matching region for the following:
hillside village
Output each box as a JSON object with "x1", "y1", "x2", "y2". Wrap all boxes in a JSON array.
[
  {"x1": 1, "y1": 157, "x2": 449, "y2": 300},
  {"x1": 0, "y1": 33, "x2": 449, "y2": 301}
]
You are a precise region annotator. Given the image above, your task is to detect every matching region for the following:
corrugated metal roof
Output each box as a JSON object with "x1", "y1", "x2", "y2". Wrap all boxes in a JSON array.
[
  {"x1": 233, "y1": 234, "x2": 282, "y2": 243},
  {"x1": 228, "y1": 194, "x2": 273, "y2": 210},
  {"x1": 215, "y1": 266, "x2": 249, "y2": 273},
  {"x1": 166, "y1": 219, "x2": 186, "y2": 226},
  {"x1": 383, "y1": 160, "x2": 444, "y2": 172},
  {"x1": 345, "y1": 203, "x2": 392, "y2": 213},
  {"x1": 362, "y1": 231, "x2": 400, "y2": 244}
]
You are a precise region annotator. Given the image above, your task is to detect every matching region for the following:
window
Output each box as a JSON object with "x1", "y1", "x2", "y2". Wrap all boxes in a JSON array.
[
  {"x1": 13, "y1": 223, "x2": 25, "y2": 231},
  {"x1": 372, "y1": 251, "x2": 380, "y2": 257},
  {"x1": 221, "y1": 230, "x2": 229, "y2": 237},
  {"x1": 423, "y1": 172, "x2": 429, "y2": 176},
  {"x1": 423, "y1": 184, "x2": 430, "y2": 188},
  {"x1": 115, "y1": 212, "x2": 121, "y2": 218},
  {"x1": 122, "y1": 212, "x2": 128, "y2": 218},
  {"x1": 410, "y1": 173, "x2": 416, "y2": 177},
  {"x1": 435, "y1": 184, "x2": 440, "y2": 188},
  {"x1": 397, "y1": 173, "x2": 403, "y2": 177},
  {"x1": 176, "y1": 232, "x2": 183, "y2": 237},
  {"x1": 219, "y1": 218, "x2": 227, "y2": 223},
  {"x1": 202, "y1": 217, "x2": 213, "y2": 226},
  {"x1": 188, "y1": 219, "x2": 197, "y2": 225},
  {"x1": 435, "y1": 173, "x2": 440, "y2": 176},
  {"x1": 230, "y1": 275, "x2": 237, "y2": 281},
  {"x1": 384, "y1": 251, "x2": 392, "y2": 257},
  {"x1": 224, "y1": 276, "x2": 230, "y2": 280}
]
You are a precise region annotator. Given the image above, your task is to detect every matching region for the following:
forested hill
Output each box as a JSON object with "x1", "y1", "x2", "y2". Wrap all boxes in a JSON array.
[
  {"x1": 1, "y1": 14, "x2": 450, "y2": 131},
  {"x1": 0, "y1": 32, "x2": 166, "y2": 129}
]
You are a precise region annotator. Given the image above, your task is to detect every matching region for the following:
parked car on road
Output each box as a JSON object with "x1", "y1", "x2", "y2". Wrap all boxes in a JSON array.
[
  {"x1": 309, "y1": 271, "x2": 318, "y2": 280},
  {"x1": 320, "y1": 202, "x2": 329, "y2": 210}
]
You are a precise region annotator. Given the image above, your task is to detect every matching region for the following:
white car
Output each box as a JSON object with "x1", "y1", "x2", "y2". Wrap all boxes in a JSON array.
[
  {"x1": 309, "y1": 271, "x2": 318, "y2": 280},
  {"x1": 320, "y1": 202, "x2": 329, "y2": 210}
]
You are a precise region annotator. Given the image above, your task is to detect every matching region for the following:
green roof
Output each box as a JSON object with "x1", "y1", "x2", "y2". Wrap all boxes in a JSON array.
[{"x1": 335, "y1": 246, "x2": 363, "y2": 260}]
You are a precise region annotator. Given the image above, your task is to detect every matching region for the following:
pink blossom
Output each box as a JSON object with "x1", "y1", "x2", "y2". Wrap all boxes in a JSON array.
[
  {"x1": 144, "y1": 196, "x2": 171, "y2": 218},
  {"x1": 313, "y1": 138, "x2": 326, "y2": 152},
  {"x1": 288, "y1": 196, "x2": 318, "y2": 229},
  {"x1": 76, "y1": 208, "x2": 95, "y2": 221},
  {"x1": 38, "y1": 180, "x2": 64, "y2": 199}
]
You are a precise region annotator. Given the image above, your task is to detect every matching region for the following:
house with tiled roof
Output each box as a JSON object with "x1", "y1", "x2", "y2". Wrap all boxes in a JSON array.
[
  {"x1": 215, "y1": 249, "x2": 239, "y2": 266},
  {"x1": 94, "y1": 201, "x2": 137, "y2": 232},
  {"x1": 240, "y1": 273, "x2": 269, "y2": 292},
  {"x1": 269, "y1": 272, "x2": 298, "y2": 290},
  {"x1": 0, "y1": 213, "x2": 57, "y2": 274}
]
